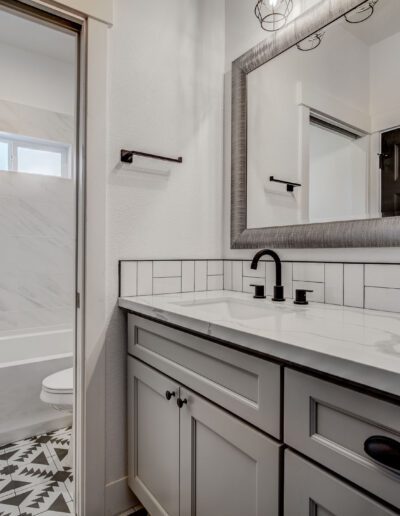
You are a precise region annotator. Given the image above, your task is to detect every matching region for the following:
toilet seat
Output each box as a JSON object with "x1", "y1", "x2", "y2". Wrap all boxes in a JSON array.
[{"x1": 41, "y1": 368, "x2": 73, "y2": 407}]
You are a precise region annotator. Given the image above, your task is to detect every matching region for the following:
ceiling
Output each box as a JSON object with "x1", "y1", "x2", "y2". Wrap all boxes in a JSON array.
[
  {"x1": 0, "y1": 9, "x2": 76, "y2": 63},
  {"x1": 341, "y1": 0, "x2": 400, "y2": 46}
]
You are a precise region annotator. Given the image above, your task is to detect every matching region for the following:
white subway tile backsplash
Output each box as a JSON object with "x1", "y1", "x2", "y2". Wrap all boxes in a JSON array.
[
  {"x1": 344, "y1": 264, "x2": 364, "y2": 308},
  {"x1": 137, "y1": 261, "x2": 153, "y2": 296},
  {"x1": 195, "y1": 261, "x2": 207, "y2": 292},
  {"x1": 207, "y1": 275, "x2": 223, "y2": 291},
  {"x1": 243, "y1": 261, "x2": 265, "y2": 278},
  {"x1": 153, "y1": 260, "x2": 181, "y2": 278},
  {"x1": 120, "y1": 261, "x2": 137, "y2": 297},
  {"x1": 293, "y1": 263, "x2": 324, "y2": 283},
  {"x1": 365, "y1": 287, "x2": 400, "y2": 313},
  {"x1": 223, "y1": 261, "x2": 232, "y2": 290},
  {"x1": 207, "y1": 260, "x2": 224, "y2": 276},
  {"x1": 232, "y1": 261, "x2": 243, "y2": 292},
  {"x1": 119, "y1": 259, "x2": 400, "y2": 314},
  {"x1": 365, "y1": 264, "x2": 400, "y2": 289},
  {"x1": 153, "y1": 277, "x2": 181, "y2": 295},
  {"x1": 325, "y1": 263, "x2": 344, "y2": 306},
  {"x1": 293, "y1": 281, "x2": 325, "y2": 303},
  {"x1": 182, "y1": 261, "x2": 195, "y2": 292},
  {"x1": 243, "y1": 276, "x2": 265, "y2": 294}
]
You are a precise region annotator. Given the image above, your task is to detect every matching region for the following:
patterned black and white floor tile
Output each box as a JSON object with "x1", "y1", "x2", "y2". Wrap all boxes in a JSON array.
[{"x1": 0, "y1": 427, "x2": 73, "y2": 515}]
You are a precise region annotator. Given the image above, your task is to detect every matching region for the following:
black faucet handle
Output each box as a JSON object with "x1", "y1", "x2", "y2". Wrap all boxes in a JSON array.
[
  {"x1": 294, "y1": 289, "x2": 313, "y2": 305},
  {"x1": 250, "y1": 284, "x2": 266, "y2": 299}
]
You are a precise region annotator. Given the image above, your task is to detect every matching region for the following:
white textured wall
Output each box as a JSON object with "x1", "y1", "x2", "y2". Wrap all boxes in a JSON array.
[
  {"x1": 106, "y1": 0, "x2": 225, "y2": 489},
  {"x1": 224, "y1": 0, "x2": 400, "y2": 262}
]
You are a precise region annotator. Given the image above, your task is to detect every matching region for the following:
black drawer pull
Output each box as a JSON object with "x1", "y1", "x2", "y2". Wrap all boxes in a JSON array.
[
  {"x1": 165, "y1": 391, "x2": 176, "y2": 401},
  {"x1": 364, "y1": 436, "x2": 400, "y2": 471}
]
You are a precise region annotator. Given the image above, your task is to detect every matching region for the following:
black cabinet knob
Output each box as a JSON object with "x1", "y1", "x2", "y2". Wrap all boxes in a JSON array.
[
  {"x1": 165, "y1": 391, "x2": 176, "y2": 401},
  {"x1": 364, "y1": 436, "x2": 400, "y2": 471},
  {"x1": 177, "y1": 398, "x2": 188, "y2": 409}
]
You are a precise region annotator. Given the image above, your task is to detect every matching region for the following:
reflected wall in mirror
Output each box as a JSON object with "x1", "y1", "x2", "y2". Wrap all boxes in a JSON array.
[
  {"x1": 231, "y1": 0, "x2": 400, "y2": 248},
  {"x1": 248, "y1": 0, "x2": 400, "y2": 228}
]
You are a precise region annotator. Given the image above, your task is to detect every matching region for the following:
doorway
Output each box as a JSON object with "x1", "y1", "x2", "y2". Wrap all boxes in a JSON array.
[
  {"x1": 0, "y1": 2, "x2": 83, "y2": 514},
  {"x1": 381, "y1": 127, "x2": 400, "y2": 217}
]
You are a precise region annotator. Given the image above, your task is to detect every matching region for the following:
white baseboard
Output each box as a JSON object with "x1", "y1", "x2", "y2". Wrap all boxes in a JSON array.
[
  {"x1": 0, "y1": 414, "x2": 72, "y2": 447},
  {"x1": 105, "y1": 476, "x2": 139, "y2": 516}
]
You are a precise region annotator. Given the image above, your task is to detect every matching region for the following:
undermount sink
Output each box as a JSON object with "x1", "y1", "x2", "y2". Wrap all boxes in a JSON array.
[{"x1": 174, "y1": 297, "x2": 277, "y2": 320}]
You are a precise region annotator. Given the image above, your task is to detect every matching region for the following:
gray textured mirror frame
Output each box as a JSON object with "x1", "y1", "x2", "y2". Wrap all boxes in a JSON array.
[{"x1": 231, "y1": 0, "x2": 400, "y2": 249}]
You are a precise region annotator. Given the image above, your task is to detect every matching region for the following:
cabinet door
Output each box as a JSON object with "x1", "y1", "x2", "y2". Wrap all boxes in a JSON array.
[
  {"x1": 285, "y1": 450, "x2": 397, "y2": 516},
  {"x1": 128, "y1": 358, "x2": 180, "y2": 516},
  {"x1": 179, "y1": 387, "x2": 281, "y2": 516}
]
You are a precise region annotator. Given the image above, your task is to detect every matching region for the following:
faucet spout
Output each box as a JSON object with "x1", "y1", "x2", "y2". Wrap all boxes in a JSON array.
[{"x1": 250, "y1": 249, "x2": 285, "y2": 301}]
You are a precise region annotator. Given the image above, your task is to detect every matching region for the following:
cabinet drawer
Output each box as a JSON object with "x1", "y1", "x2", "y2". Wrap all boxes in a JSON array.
[
  {"x1": 128, "y1": 314, "x2": 281, "y2": 438},
  {"x1": 284, "y1": 369, "x2": 400, "y2": 509},
  {"x1": 285, "y1": 450, "x2": 397, "y2": 516}
]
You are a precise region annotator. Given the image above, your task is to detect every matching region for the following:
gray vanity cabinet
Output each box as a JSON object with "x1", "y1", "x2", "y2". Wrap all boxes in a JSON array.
[
  {"x1": 128, "y1": 358, "x2": 180, "y2": 516},
  {"x1": 285, "y1": 451, "x2": 397, "y2": 516},
  {"x1": 128, "y1": 357, "x2": 281, "y2": 516},
  {"x1": 179, "y1": 387, "x2": 280, "y2": 516},
  {"x1": 126, "y1": 314, "x2": 400, "y2": 515}
]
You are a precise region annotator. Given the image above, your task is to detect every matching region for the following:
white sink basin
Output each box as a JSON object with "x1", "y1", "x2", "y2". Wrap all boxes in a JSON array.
[{"x1": 174, "y1": 297, "x2": 277, "y2": 320}]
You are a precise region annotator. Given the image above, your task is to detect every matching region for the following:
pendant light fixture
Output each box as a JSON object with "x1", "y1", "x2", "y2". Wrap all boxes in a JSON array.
[
  {"x1": 345, "y1": 0, "x2": 379, "y2": 23},
  {"x1": 254, "y1": 0, "x2": 293, "y2": 32},
  {"x1": 297, "y1": 31, "x2": 325, "y2": 51}
]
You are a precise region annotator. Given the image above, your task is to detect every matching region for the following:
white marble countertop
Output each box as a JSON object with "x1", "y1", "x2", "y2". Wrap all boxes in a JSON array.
[{"x1": 119, "y1": 290, "x2": 400, "y2": 397}]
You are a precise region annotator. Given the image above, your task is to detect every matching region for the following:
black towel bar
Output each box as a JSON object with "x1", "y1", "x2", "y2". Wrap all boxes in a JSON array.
[
  {"x1": 269, "y1": 176, "x2": 302, "y2": 192},
  {"x1": 121, "y1": 149, "x2": 183, "y2": 164}
]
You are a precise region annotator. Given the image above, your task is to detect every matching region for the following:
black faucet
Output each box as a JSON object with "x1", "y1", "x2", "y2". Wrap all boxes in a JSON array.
[{"x1": 251, "y1": 249, "x2": 285, "y2": 302}]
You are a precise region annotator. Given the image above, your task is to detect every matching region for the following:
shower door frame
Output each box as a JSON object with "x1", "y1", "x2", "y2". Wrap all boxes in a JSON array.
[{"x1": 0, "y1": 1, "x2": 87, "y2": 514}]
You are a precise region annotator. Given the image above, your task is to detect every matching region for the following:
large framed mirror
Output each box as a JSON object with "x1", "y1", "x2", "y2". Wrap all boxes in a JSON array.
[{"x1": 231, "y1": 0, "x2": 400, "y2": 248}]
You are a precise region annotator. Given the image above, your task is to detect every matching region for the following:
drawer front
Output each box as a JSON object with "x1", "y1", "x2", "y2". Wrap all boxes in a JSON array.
[
  {"x1": 128, "y1": 314, "x2": 281, "y2": 438},
  {"x1": 285, "y1": 450, "x2": 397, "y2": 516},
  {"x1": 284, "y1": 369, "x2": 400, "y2": 509}
]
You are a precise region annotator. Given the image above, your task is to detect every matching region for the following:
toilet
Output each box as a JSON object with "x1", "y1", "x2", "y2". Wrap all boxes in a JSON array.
[
  {"x1": 41, "y1": 368, "x2": 74, "y2": 467},
  {"x1": 41, "y1": 368, "x2": 74, "y2": 410}
]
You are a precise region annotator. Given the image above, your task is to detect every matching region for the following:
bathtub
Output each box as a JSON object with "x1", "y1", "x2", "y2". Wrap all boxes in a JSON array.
[{"x1": 0, "y1": 327, "x2": 73, "y2": 446}]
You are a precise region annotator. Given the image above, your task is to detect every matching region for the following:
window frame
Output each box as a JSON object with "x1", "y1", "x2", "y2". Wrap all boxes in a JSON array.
[{"x1": 0, "y1": 133, "x2": 71, "y2": 178}]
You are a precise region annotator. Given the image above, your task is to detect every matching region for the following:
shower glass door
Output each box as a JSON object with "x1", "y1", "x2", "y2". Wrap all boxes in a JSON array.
[{"x1": 0, "y1": 4, "x2": 80, "y2": 514}]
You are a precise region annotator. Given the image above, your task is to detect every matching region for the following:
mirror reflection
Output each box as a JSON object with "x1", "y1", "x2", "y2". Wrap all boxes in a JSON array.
[{"x1": 247, "y1": 0, "x2": 400, "y2": 229}]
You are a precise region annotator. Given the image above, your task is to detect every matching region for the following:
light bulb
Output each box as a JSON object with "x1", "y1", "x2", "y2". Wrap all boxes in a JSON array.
[{"x1": 269, "y1": 0, "x2": 278, "y2": 7}]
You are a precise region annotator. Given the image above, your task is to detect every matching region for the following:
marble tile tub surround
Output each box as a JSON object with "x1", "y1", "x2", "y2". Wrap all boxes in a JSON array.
[
  {"x1": 0, "y1": 172, "x2": 75, "y2": 333},
  {"x1": 120, "y1": 260, "x2": 400, "y2": 313}
]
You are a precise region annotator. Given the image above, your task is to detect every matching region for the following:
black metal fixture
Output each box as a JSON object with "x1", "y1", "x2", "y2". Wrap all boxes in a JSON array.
[
  {"x1": 270, "y1": 176, "x2": 302, "y2": 192},
  {"x1": 165, "y1": 391, "x2": 176, "y2": 401},
  {"x1": 251, "y1": 250, "x2": 285, "y2": 302},
  {"x1": 345, "y1": 0, "x2": 379, "y2": 24},
  {"x1": 254, "y1": 0, "x2": 293, "y2": 32},
  {"x1": 177, "y1": 398, "x2": 188, "y2": 409},
  {"x1": 364, "y1": 436, "x2": 400, "y2": 472},
  {"x1": 250, "y1": 284, "x2": 266, "y2": 299},
  {"x1": 297, "y1": 31, "x2": 325, "y2": 51},
  {"x1": 294, "y1": 289, "x2": 313, "y2": 305},
  {"x1": 121, "y1": 149, "x2": 183, "y2": 164}
]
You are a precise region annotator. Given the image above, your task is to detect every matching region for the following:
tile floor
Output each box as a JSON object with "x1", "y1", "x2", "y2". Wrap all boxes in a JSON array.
[{"x1": 0, "y1": 427, "x2": 73, "y2": 515}]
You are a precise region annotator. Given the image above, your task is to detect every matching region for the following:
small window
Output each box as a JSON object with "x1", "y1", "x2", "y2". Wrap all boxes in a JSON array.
[{"x1": 0, "y1": 134, "x2": 71, "y2": 178}]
